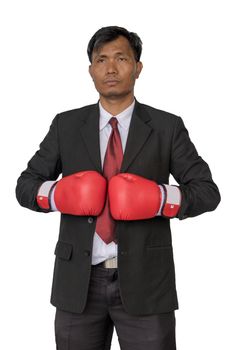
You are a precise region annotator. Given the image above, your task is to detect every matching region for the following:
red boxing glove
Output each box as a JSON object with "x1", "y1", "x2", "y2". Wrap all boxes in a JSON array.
[
  {"x1": 37, "y1": 170, "x2": 107, "y2": 216},
  {"x1": 108, "y1": 173, "x2": 162, "y2": 220},
  {"x1": 108, "y1": 173, "x2": 181, "y2": 220},
  {"x1": 54, "y1": 170, "x2": 107, "y2": 216}
]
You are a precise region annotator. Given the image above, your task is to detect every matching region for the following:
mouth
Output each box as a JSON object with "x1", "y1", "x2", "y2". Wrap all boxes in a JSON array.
[
  {"x1": 104, "y1": 80, "x2": 120, "y2": 86},
  {"x1": 104, "y1": 78, "x2": 120, "y2": 83}
]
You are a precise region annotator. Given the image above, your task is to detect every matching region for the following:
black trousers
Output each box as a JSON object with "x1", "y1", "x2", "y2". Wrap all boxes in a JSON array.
[{"x1": 54, "y1": 263, "x2": 176, "y2": 350}]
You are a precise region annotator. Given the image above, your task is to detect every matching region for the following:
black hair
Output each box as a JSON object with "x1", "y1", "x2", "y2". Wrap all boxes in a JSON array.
[{"x1": 87, "y1": 26, "x2": 142, "y2": 63}]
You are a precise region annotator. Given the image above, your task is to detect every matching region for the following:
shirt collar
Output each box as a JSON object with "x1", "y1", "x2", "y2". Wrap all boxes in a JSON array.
[{"x1": 99, "y1": 99, "x2": 135, "y2": 131}]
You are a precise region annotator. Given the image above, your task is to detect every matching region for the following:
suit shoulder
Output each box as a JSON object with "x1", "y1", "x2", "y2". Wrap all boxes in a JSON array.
[
  {"x1": 139, "y1": 103, "x2": 181, "y2": 125},
  {"x1": 56, "y1": 103, "x2": 97, "y2": 123}
]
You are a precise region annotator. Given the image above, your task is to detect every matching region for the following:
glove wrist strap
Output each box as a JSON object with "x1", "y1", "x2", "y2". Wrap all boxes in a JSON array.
[
  {"x1": 160, "y1": 184, "x2": 182, "y2": 218},
  {"x1": 37, "y1": 180, "x2": 57, "y2": 210}
]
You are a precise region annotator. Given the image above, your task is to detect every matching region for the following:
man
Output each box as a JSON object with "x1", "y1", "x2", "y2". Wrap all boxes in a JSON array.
[{"x1": 16, "y1": 26, "x2": 221, "y2": 350}]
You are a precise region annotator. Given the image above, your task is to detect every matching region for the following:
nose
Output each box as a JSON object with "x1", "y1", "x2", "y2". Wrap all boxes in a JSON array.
[{"x1": 106, "y1": 59, "x2": 118, "y2": 74}]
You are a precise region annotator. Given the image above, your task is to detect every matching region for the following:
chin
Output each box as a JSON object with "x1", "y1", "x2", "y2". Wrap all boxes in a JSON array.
[{"x1": 100, "y1": 89, "x2": 130, "y2": 99}]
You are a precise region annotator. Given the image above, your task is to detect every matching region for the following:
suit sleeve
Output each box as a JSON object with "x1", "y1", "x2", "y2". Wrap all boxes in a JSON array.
[
  {"x1": 15, "y1": 114, "x2": 62, "y2": 213},
  {"x1": 170, "y1": 116, "x2": 221, "y2": 220}
]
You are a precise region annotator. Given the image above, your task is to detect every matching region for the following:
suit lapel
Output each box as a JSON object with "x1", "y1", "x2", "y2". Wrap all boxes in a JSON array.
[
  {"x1": 79, "y1": 103, "x2": 102, "y2": 173},
  {"x1": 79, "y1": 100, "x2": 153, "y2": 174},
  {"x1": 120, "y1": 100, "x2": 153, "y2": 172}
]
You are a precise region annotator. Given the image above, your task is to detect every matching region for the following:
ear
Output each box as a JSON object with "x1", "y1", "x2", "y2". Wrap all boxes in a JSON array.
[
  {"x1": 135, "y1": 61, "x2": 143, "y2": 79},
  {"x1": 88, "y1": 65, "x2": 93, "y2": 79}
]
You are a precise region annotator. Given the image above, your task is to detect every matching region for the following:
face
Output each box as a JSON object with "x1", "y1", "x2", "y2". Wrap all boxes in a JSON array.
[{"x1": 89, "y1": 36, "x2": 143, "y2": 99}]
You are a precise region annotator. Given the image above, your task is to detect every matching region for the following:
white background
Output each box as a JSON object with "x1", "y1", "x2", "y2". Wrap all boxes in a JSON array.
[{"x1": 1, "y1": 0, "x2": 232, "y2": 349}]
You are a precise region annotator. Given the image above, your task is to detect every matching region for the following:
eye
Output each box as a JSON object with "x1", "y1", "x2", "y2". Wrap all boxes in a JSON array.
[
  {"x1": 96, "y1": 58, "x2": 105, "y2": 63},
  {"x1": 118, "y1": 57, "x2": 127, "y2": 61}
]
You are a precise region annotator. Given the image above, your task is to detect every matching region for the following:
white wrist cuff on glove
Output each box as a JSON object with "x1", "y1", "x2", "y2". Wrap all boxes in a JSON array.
[
  {"x1": 157, "y1": 185, "x2": 165, "y2": 215},
  {"x1": 50, "y1": 185, "x2": 58, "y2": 211},
  {"x1": 37, "y1": 181, "x2": 57, "y2": 210},
  {"x1": 160, "y1": 184, "x2": 182, "y2": 218}
]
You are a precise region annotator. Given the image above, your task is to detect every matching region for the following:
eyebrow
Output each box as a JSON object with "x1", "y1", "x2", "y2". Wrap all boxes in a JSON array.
[{"x1": 94, "y1": 51, "x2": 128, "y2": 59}]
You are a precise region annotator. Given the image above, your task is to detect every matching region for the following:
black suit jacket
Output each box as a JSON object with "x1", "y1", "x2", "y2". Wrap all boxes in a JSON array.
[{"x1": 16, "y1": 99, "x2": 221, "y2": 315}]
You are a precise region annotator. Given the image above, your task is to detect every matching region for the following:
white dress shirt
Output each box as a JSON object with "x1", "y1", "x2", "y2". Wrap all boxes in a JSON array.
[{"x1": 91, "y1": 99, "x2": 135, "y2": 264}]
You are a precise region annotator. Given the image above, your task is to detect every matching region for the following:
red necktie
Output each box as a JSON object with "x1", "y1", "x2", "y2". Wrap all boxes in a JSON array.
[{"x1": 96, "y1": 117, "x2": 123, "y2": 244}]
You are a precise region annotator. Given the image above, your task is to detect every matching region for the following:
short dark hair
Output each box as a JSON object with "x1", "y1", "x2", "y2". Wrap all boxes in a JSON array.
[{"x1": 87, "y1": 26, "x2": 142, "y2": 63}]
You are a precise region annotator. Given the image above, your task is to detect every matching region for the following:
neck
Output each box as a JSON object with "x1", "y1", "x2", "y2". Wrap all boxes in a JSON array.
[{"x1": 99, "y1": 93, "x2": 135, "y2": 116}]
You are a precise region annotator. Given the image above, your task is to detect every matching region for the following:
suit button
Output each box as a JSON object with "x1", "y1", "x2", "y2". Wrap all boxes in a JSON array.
[
  {"x1": 88, "y1": 217, "x2": 94, "y2": 224},
  {"x1": 84, "y1": 250, "x2": 90, "y2": 256}
]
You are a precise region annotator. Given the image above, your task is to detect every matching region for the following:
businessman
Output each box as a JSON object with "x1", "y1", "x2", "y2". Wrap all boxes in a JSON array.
[{"x1": 16, "y1": 26, "x2": 221, "y2": 350}]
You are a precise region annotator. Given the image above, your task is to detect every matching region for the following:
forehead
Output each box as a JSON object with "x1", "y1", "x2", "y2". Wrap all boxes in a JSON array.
[{"x1": 93, "y1": 36, "x2": 134, "y2": 56}]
